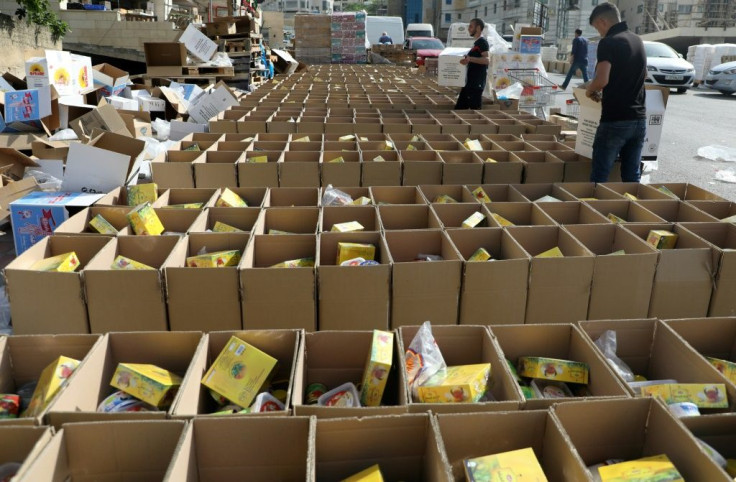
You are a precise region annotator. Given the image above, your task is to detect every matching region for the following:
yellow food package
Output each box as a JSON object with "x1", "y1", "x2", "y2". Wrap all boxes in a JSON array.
[
  {"x1": 352, "y1": 196, "x2": 372, "y2": 206},
  {"x1": 472, "y1": 187, "x2": 491, "y2": 203},
  {"x1": 490, "y1": 212, "x2": 515, "y2": 227},
  {"x1": 201, "y1": 336, "x2": 278, "y2": 408},
  {"x1": 338, "y1": 134, "x2": 356, "y2": 141},
  {"x1": 342, "y1": 464, "x2": 385, "y2": 482},
  {"x1": 111, "y1": 363, "x2": 182, "y2": 408},
  {"x1": 163, "y1": 203, "x2": 203, "y2": 209},
  {"x1": 328, "y1": 156, "x2": 345, "y2": 163},
  {"x1": 468, "y1": 247, "x2": 493, "y2": 262},
  {"x1": 270, "y1": 257, "x2": 315, "y2": 268},
  {"x1": 337, "y1": 242, "x2": 375, "y2": 265},
  {"x1": 212, "y1": 221, "x2": 243, "y2": 233},
  {"x1": 535, "y1": 247, "x2": 564, "y2": 258},
  {"x1": 646, "y1": 230, "x2": 678, "y2": 250},
  {"x1": 410, "y1": 135, "x2": 420, "y2": 142},
  {"x1": 464, "y1": 139, "x2": 482, "y2": 151},
  {"x1": 517, "y1": 356, "x2": 589, "y2": 384},
  {"x1": 111, "y1": 255, "x2": 155, "y2": 270},
  {"x1": 186, "y1": 250, "x2": 241, "y2": 268},
  {"x1": 607, "y1": 213, "x2": 627, "y2": 224},
  {"x1": 216, "y1": 188, "x2": 248, "y2": 208},
  {"x1": 360, "y1": 330, "x2": 394, "y2": 407},
  {"x1": 579, "y1": 197, "x2": 598, "y2": 201},
  {"x1": 383, "y1": 140, "x2": 394, "y2": 151},
  {"x1": 434, "y1": 194, "x2": 457, "y2": 204},
  {"x1": 485, "y1": 158, "x2": 498, "y2": 163},
  {"x1": 657, "y1": 186, "x2": 678, "y2": 198},
  {"x1": 23, "y1": 356, "x2": 80, "y2": 417},
  {"x1": 126, "y1": 183, "x2": 158, "y2": 206},
  {"x1": 462, "y1": 211, "x2": 486, "y2": 229},
  {"x1": 373, "y1": 155, "x2": 386, "y2": 162},
  {"x1": 721, "y1": 214, "x2": 736, "y2": 224},
  {"x1": 268, "y1": 229, "x2": 293, "y2": 235},
  {"x1": 127, "y1": 203, "x2": 164, "y2": 236},
  {"x1": 417, "y1": 363, "x2": 491, "y2": 403},
  {"x1": 598, "y1": 455, "x2": 683, "y2": 482},
  {"x1": 608, "y1": 250, "x2": 626, "y2": 256},
  {"x1": 88, "y1": 214, "x2": 118, "y2": 235},
  {"x1": 707, "y1": 356, "x2": 736, "y2": 384},
  {"x1": 464, "y1": 447, "x2": 547, "y2": 482},
  {"x1": 293, "y1": 136, "x2": 310, "y2": 142},
  {"x1": 640, "y1": 383, "x2": 729, "y2": 408},
  {"x1": 406, "y1": 144, "x2": 417, "y2": 151},
  {"x1": 331, "y1": 221, "x2": 365, "y2": 233},
  {"x1": 248, "y1": 156, "x2": 269, "y2": 163},
  {"x1": 31, "y1": 252, "x2": 80, "y2": 272},
  {"x1": 623, "y1": 192, "x2": 638, "y2": 201}
]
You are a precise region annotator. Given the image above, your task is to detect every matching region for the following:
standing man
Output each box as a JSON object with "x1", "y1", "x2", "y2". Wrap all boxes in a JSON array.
[
  {"x1": 378, "y1": 32, "x2": 393, "y2": 44},
  {"x1": 455, "y1": 18, "x2": 490, "y2": 110},
  {"x1": 560, "y1": 28, "x2": 589, "y2": 90},
  {"x1": 586, "y1": 2, "x2": 647, "y2": 182}
]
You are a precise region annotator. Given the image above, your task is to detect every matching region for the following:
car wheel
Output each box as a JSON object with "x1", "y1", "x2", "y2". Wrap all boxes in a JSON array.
[
  {"x1": 676, "y1": 87, "x2": 688, "y2": 94},
  {"x1": 718, "y1": 91, "x2": 735, "y2": 96}
]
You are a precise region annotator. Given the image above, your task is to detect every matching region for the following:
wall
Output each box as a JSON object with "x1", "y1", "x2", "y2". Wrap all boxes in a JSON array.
[
  {"x1": 263, "y1": 11, "x2": 286, "y2": 48},
  {"x1": 0, "y1": 13, "x2": 61, "y2": 78}
]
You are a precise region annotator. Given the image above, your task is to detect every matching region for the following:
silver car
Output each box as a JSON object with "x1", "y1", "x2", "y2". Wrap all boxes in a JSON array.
[
  {"x1": 644, "y1": 41, "x2": 696, "y2": 93},
  {"x1": 705, "y1": 61, "x2": 736, "y2": 96}
]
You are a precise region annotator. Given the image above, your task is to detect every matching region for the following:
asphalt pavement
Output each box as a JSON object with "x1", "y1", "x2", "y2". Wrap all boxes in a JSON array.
[{"x1": 544, "y1": 72, "x2": 736, "y2": 202}]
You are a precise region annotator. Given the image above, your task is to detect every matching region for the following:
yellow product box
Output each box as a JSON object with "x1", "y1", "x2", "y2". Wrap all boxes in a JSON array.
[
  {"x1": 268, "y1": 229, "x2": 293, "y2": 235},
  {"x1": 216, "y1": 188, "x2": 248, "y2": 208},
  {"x1": 248, "y1": 156, "x2": 269, "y2": 163},
  {"x1": 707, "y1": 357, "x2": 736, "y2": 384},
  {"x1": 270, "y1": 257, "x2": 315, "y2": 268},
  {"x1": 111, "y1": 255, "x2": 155, "y2": 270},
  {"x1": 111, "y1": 363, "x2": 183, "y2": 408},
  {"x1": 293, "y1": 136, "x2": 310, "y2": 142},
  {"x1": 127, "y1": 203, "x2": 164, "y2": 236},
  {"x1": 360, "y1": 330, "x2": 394, "y2": 407},
  {"x1": 212, "y1": 221, "x2": 243, "y2": 233},
  {"x1": 352, "y1": 196, "x2": 372, "y2": 206},
  {"x1": 410, "y1": 135, "x2": 420, "y2": 142},
  {"x1": 337, "y1": 242, "x2": 376, "y2": 265},
  {"x1": 472, "y1": 187, "x2": 491, "y2": 203},
  {"x1": 607, "y1": 213, "x2": 627, "y2": 224},
  {"x1": 535, "y1": 247, "x2": 564, "y2": 258},
  {"x1": 382, "y1": 140, "x2": 394, "y2": 151},
  {"x1": 721, "y1": 214, "x2": 736, "y2": 224},
  {"x1": 485, "y1": 158, "x2": 498, "y2": 163},
  {"x1": 434, "y1": 194, "x2": 457, "y2": 204},
  {"x1": 462, "y1": 211, "x2": 486, "y2": 229},
  {"x1": 372, "y1": 155, "x2": 386, "y2": 162},
  {"x1": 464, "y1": 447, "x2": 547, "y2": 482},
  {"x1": 640, "y1": 383, "x2": 729, "y2": 408},
  {"x1": 517, "y1": 356, "x2": 589, "y2": 384},
  {"x1": 23, "y1": 356, "x2": 80, "y2": 417},
  {"x1": 598, "y1": 455, "x2": 683, "y2": 482},
  {"x1": 646, "y1": 230, "x2": 678, "y2": 250},
  {"x1": 328, "y1": 156, "x2": 345, "y2": 163},
  {"x1": 579, "y1": 197, "x2": 597, "y2": 201},
  {"x1": 201, "y1": 336, "x2": 278, "y2": 408},
  {"x1": 31, "y1": 252, "x2": 80, "y2": 272},
  {"x1": 331, "y1": 221, "x2": 365, "y2": 233},
  {"x1": 359, "y1": 137, "x2": 369, "y2": 142},
  {"x1": 186, "y1": 250, "x2": 241, "y2": 268},
  {"x1": 468, "y1": 247, "x2": 493, "y2": 262},
  {"x1": 126, "y1": 183, "x2": 158, "y2": 206},
  {"x1": 464, "y1": 139, "x2": 482, "y2": 151},
  {"x1": 417, "y1": 364, "x2": 491, "y2": 403},
  {"x1": 88, "y1": 214, "x2": 118, "y2": 235},
  {"x1": 163, "y1": 203, "x2": 203, "y2": 209},
  {"x1": 657, "y1": 186, "x2": 678, "y2": 198},
  {"x1": 490, "y1": 212, "x2": 515, "y2": 227},
  {"x1": 342, "y1": 464, "x2": 385, "y2": 482},
  {"x1": 338, "y1": 134, "x2": 356, "y2": 141},
  {"x1": 406, "y1": 144, "x2": 417, "y2": 151},
  {"x1": 183, "y1": 144, "x2": 200, "y2": 152},
  {"x1": 623, "y1": 192, "x2": 638, "y2": 201}
]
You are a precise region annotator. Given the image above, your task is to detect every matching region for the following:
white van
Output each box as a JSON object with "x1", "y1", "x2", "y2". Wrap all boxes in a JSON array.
[
  {"x1": 406, "y1": 23, "x2": 434, "y2": 38},
  {"x1": 366, "y1": 16, "x2": 405, "y2": 45}
]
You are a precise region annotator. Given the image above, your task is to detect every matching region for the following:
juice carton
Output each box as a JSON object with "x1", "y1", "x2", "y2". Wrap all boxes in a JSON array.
[
  {"x1": 337, "y1": 242, "x2": 375, "y2": 265},
  {"x1": 0, "y1": 395, "x2": 19, "y2": 418},
  {"x1": 352, "y1": 196, "x2": 372, "y2": 205},
  {"x1": 640, "y1": 383, "x2": 729, "y2": 408},
  {"x1": 464, "y1": 447, "x2": 547, "y2": 482},
  {"x1": 248, "y1": 156, "x2": 269, "y2": 163},
  {"x1": 186, "y1": 249, "x2": 241, "y2": 268},
  {"x1": 535, "y1": 247, "x2": 564, "y2": 258},
  {"x1": 464, "y1": 139, "x2": 482, "y2": 151},
  {"x1": 23, "y1": 356, "x2": 80, "y2": 417},
  {"x1": 434, "y1": 194, "x2": 457, "y2": 204},
  {"x1": 331, "y1": 221, "x2": 365, "y2": 233},
  {"x1": 416, "y1": 363, "x2": 491, "y2": 403},
  {"x1": 468, "y1": 247, "x2": 493, "y2": 262},
  {"x1": 127, "y1": 203, "x2": 164, "y2": 236},
  {"x1": 382, "y1": 140, "x2": 394, "y2": 151},
  {"x1": 359, "y1": 330, "x2": 394, "y2": 407},
  {"x1": 163, "y1": 203, "x2": 204, "y2": 209},
  {"x1": 270, "y1": 257, "x2": 315, "y2": 268},
  {"x1": 607, "y1": 213, "x2": 627, "y2": 224},
  {"x1": 517, "y1": 356, "x2": 589, "y2": 384},
  {"x1": 126, "y1": 183, "x2": 158, "y2": 206},
  {"x1": 342, "y1": 465, "x2": 385, "y2": 482},
  {"x1": 110, "y1": 363, "x2": 183, "y2": 408},
  {"x1": 706, "y1": 356, "x2": 736, "y2": 384},
  {"x1": 490, "y1": 212, "x2": 515, "y2": 227},
  {"x1": 212, "y1": 221, "x2": 243, "y2": 233},
  {"x1": 598, "y1": 454, "x2": 683, "y2": 482},
  {"x1": 472, "y1": 187, "x2": 491, "y2": 203},
  {"x1": 31, "y1": 252, "x2": 80, "y2": 272},
  {"x1": 111, "y1": 255, "x2": 156, "y2": 270},
  {"x1": 646, "y1": 230, "x2": 678, "y2": 250},
  {"x1": 215, "y1": 188, "x2": 248, "y2": 208},
  {"x1": 201, "y1": 336, "x2": 279, "y2": 408},
  {"x1": 88, "y1": 214, "x2": 118, "y2": 235},
  {"x1": 462, "y1": 211, "x2": 486, "y2": 229}
]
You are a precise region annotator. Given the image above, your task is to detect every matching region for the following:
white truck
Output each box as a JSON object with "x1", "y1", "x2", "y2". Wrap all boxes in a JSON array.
[
  {"x1": 366, "y1": 16, "x2": 405, "y2": 46},
  {"x1": 406, "y1": 23, "x2": 434, "y2": 38}
]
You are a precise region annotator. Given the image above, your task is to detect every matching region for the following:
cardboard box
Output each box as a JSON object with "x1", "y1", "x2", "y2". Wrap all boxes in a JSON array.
[
  {"x1": 537, "y1": 201, "x2": 610, "y2": 225},
  {"x1": 552, "y1": 398, "x2": 731, "y2": 481},
  {"x1": 191, "y1": 206, "x2": 263, "y2": 234},
  {"x1": 400, "y1": 150, "x2": 443, "y2": 187},
  {"x1": 279, "y1": 151, "x2": 322, "y2": 188},
  {"x1": 0, "y1": 425, "x2": 53, "y2": 479},
  {"x1": 361, "y1": 150, "x2": 402, "y2": 187},
  {"x1": 437, "y1": 48, "x2": 469, "y2": 87},
  {"x1": 600, "y1": 182, "x2": 674, "y2": 201},
  {"x1": 263, "y1": 207, "x2": 319, "y2": 234},
  {"x1": 152, "y1": 150, "x2": 201, "y2": 189},
  {"x1": 171, "y1": 329, "x2": 300, "y2": 417},
  {"x1": 92, "y1": 63, "x2": 129, "y2": 97},
  {"x1": 585, "y1": 199, "x2": 668, "y2": 224},
  {"x1": 54, "y1": 206, "x2": 130, "y2": 235},
  {"x1": 484, "y1": 202, "x2": 557, "y2": 227},
  {"x1": 322, "y1": 150, "x2": 361, "y2": 187},
  {"x1": 464, "y1": 183, "x2": 528, "y2": 203},
  {"x1": 5, "y1": 235, "x2": 111, "y2": 334},
  {"x1": 45, "y1": 331, "x2": 202, "y2": 426},
  {"x1": 377, "y1": 204, "x2": 443, "y2": 231},
  {"x1": 506, "y1": 226, "x2": 594, "y2": 324},
  {"x1": 491, "y1": 323, "x2": 630, "y2": 409},
  {"x1": 649, "y1": 182, "x2": 727, "y2": 202},
  {"x1": 681, "y1": 413, "x2": 736, "y2": 480},
  {"x1": 241, "y1": 234, "x2": 317, "y2": 331},
  {"x1": 265, "y1": 187, "x2": 320, "y2": 208},
  {"x1": 164, "y1": 417, "x2": 314, "y2": 480},
  {"x1": 430, "y1": 203, "x2": 489, "y2": 230},
  {"x1": 238, "y1": 151, "x2": 281, "y2": 187},
  {"x1": 419, "y1": 185, "x2": 476, "y2": 205},
  {"x1": 479, "y1": 150, "x2": 525, "y2": 184},
  {"x1": 441, "y1": 151, "x2": 484, "y2": 185},
  {"x1": 321, "y1": 206, "x2": 379, "y2": 233},
  {"x1": 555, "y1": 182, "x2": 626, "y2": 201},
  {"x1": 636, "y1": 199, "x2": 718, "y2": 223},
  {"x1": 0, "y1": 85, "x2": 57, "y2": 134},
  {"x1": 565, "y1": 224, "x2": 658, "y2": 319},
  {"x1": 189, "y1": 83, "x2": 239, "y2": 125},
  {"x1": 510, "y1": 151, "x2": 564, "y2": 184},
  {"x1": 178, "y1": 24, "x2": 218, "y2": 61},
  {"x1": 665, "y1": 317, "x2": 736, "y2": 387},
  {"x1": 83, "y1": 235, "x2": 181, "y2": 333},
  {"x1": 369, "y1": 186, "x2": 427, "y2": 205},
  {"x1": 150, "y1": 187, "x2": 219, "y2": 210},
  {"x1": 193, "y1": 151, "x2": 243, "y2": 189},
  {"x1": 318, "y1": 232, "x2": 391, "y2": 331}
]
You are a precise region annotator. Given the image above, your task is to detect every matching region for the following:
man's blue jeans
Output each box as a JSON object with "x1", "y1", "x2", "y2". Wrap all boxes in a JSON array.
[
  {"x1": 561, "y1": 61, "x2": 589, "y2": 89},
  {"x1": 591, "y1": 119, "x2": 647, "y2": 182}
]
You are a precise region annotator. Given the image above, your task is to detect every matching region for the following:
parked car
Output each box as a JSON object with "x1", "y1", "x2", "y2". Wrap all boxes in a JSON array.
[
  {"x1": 705, "y1": 60, "x2": 736, "y2": 95},
  {"x1": 644, "y1": 41, "x2": 695, "y2": 93},
  {"x1": 404, "y1": 37, "x2": 445, "y2": 66}
]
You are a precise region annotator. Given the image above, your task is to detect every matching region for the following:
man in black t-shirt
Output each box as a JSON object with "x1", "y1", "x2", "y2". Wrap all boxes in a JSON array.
[
  {"x1": 455, "y1": 18, "x2": 490, "y2": 110},
  {"x1": 586, "y1": 2, "x2": 647, "y2": 182}
]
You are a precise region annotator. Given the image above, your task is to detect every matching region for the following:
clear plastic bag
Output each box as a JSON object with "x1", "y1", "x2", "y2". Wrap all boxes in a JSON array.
[
  {"x1": 151, "y1": 118, "x2": 171, "y2": 141},
  {"x1": 495, "y1": 82, "x2": 524, "y2": 100},
  {"x1": 594, "y1": 330, "x2": 635, "y2": 382},
  {"x1": 405, "y1": 321, "x2": 447, "y2": 401},
  {"x1": 321, "y1": 184, "x2": 353, "y2": 206},
  {"x1": 23, "y1": 169, "x2": 62, "y2": 191}
]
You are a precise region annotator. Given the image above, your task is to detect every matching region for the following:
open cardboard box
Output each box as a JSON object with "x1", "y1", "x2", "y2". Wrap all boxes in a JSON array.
[
  {"x1": 464, "y1": 183, "x2": 527, "y2": 203},
  {"x1": 377, "y1": 204, "x2": 443, "y2": 231},
  {"x1": 151, "y1": 150, "x2": 201, "y2": 189},
  {"x1": 164, "y1": 417, "x2": 315, "y2": 481},
  {"x1": 321, "y1": 206, "x2": 379, "y2": 232},
  {"x1": 361, "y1": 150, "x2": 402, "y2": 187},
  {"x1": 398, "y1": 325, "x2": 524, "y2": 413},
  {"x1": 648, "y1": 182, "x2": 727, "y2": 202},
  {"x1": 265, "y1": 187, "x2": 320, "y2": 207},
  {"x1": 45, "y1": 331, "x2": 203, "y2": 427},
  {"x1": 238, "y1": 152, "x2": 282, "y2": 188},
  {"x1": 200, "y1": 187, "x2": 265, "y2": 208},
  {"x1": 485, "y1": 202, "x2": 557, "y2": 227},
  {"x1": 190, "y1": 206, "x2": 263, "y2": 234},
  {"x1": 430, "y1": 203, "x2": 491, "y2": 229},
  {"x1": 319, "y1": 186, "x2": 371, "y2": 206},
  {"x1": 490, "y1": 323, "x2": 630, "y2": 409},
  {"x1": 321, "y1": 150, "x2": 361, "y2": 187},
  {"x1": 292, "y1": 330, "x2": 407, "y2": 418},
  {"x1": 400, "y1": 150, "x2": 443, "y2": 187},
  {"x1": 555, "y1": 182, "x2": 626, "y2": 201},
  {"x1": 119, "y1": 207, "x2": 203, "y2": 236},
  {"x1": 280, "y1": 151, "x2": 322, "y2": 188},
  {"x1": 419, "y1": 185, "x2": 477, "y2": 204},
  {"x1": 263, "y1": 207, "x2": 320, "y2": 234},
  {"x1": 369, "y1": 186, "x2": 428, "y2": 205},
  {"x1": 0, "y1": 425, "x2": 53, "y2": 479},
  {"x1": 440, "y1": 151, "x2": 483, "y2": 186},
  {"x1": 193, "y1": 151, "x2": 243, "y2": 189},
  {"x1": 171, "y1": 329, "x2": 300, "y2": 418},
  {"x1": 585, "y1": 199, "x2": 667, "y2": 223},
  {"x1": 537, "y1": 201, "x2": 610, "y2": 225},
  {"x1": 446, "y1": 228, "x2": 530, "y2": 325},
  {"x1": 682, "y1": 413, "x2": 736, "y2": 480},
  {"x1": 5, "y1": 235, "x2": 112, "y2": 334},
  {"x1": 599, "y1": 182, "x2": 673, "y2": 201},
  {"x1": 55, "y1": 206, "x2": 132, "y2": 236},
  {"x1": 687, "y1": 200, "x2": 736, "y2": 223},
  {"x1": 510, "y1": 182, "x2": 577, "y2": 203},
  {"x1": 636, "y1": 199, "x2": 718, "y2": 223}
]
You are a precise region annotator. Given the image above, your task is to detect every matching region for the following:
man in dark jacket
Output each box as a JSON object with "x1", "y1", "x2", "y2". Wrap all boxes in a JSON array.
[
  {"x1": 560, "y1": 28, "x2": 589, "y2": 90},
  {"x1": 455, "y1": 18, "x2": 490, "y2": 110}
]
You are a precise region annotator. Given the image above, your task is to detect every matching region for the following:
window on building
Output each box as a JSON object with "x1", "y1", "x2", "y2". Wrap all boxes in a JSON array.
[
  {"x1": 637, "y1": 4, "x2": 643, "y2": 13},
  {"x1": 677, "y1": 4, "x2": 692, "y2": 13},
  {"x1": 503, "y1": 0, "x2": 507, "y2": 10},
  {"x1": 591, "y1": 0, "x2": 598, "y2": 5},
  {"x1": 493, "y1": 3, "x2": 497, "y2": 13},
  {"x1": 446, "y1": 0, "x2": 451, "y2": 5},
  {"x1": 658, "y1": 3, "x2": 663, "y2": 11},
  {"x1": 475, "y1": 9, "x2": 478, "y2": 17},
  {"x1": 445, "y1": 13, "x2": 451, "y2": 21},
  {"x1": 484, "y1": 6, "x2": 487, "y2": 15},
  {"x1": 457, "y1": 13, "x2": 462, "y2": 18},
  {"x1": 514, "y1": 0, "x2": 520, "y2": 7},
  {"x1": 635, "y1": 26, "x2": 641, "y2": 34}
]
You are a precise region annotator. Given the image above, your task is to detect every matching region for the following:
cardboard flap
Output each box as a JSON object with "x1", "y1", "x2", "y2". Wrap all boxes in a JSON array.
[{"x1": 0, "y1": 148, "x2": 39, "y2": 180}]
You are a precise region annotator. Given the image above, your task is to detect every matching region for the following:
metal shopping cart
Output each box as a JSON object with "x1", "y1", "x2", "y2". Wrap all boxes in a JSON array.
[
  {"x1": 504, "y1": 68, "x2": 559, "y2": 120},
  {"x1": 565, "y1": 98, "x2": 580, "y2": 119}
]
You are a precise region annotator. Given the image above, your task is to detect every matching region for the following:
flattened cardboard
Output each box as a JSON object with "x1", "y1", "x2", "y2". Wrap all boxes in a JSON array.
[{"x1": 264, "y1": 206, "x2": 320, "y2": 234}]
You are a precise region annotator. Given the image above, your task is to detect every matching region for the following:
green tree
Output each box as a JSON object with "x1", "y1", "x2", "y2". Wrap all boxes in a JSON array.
[
  {"x1": 342, "y1": 1, "x2": 379, "y2": 14},
  {"x1": 15, "y1": 0, "x2": 69, "y2": 41}
]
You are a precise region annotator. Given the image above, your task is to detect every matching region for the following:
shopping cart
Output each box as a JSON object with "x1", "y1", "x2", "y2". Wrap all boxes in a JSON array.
[
  {"x1": 504, "y1": 68, "x2": 559, "y2": 120},
  {"x1": 565, "y1": 98, "x2": 580, "y2": 119}
]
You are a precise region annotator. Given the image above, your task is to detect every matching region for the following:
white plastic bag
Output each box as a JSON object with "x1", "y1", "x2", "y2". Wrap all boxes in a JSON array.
[
  {"x1": 594, "y1": 330, "x2": 634, "y2": 382},
  {"x1": 152, "y1": 118, "x2": 171, "y2": 141},
  {"x1": 495, "y1": 82, "x2": 524, "y2": 100},
  {"x1": 48, "y1": 128, "x2": 79, "y2": 141},
  {"x1": 698, "y1": 145, "x2": 736, "y2": 162},
  {"x1": 321, "y1": 184, "x2": 353, "y2": 206},
  {"x1": 405, "y1": 321, "x2": 447, "y2": 400}
]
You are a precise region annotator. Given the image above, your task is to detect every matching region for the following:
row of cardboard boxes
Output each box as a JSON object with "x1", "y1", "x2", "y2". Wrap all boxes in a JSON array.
[{"x1": 4, "y1": 318, "x2": 736, "y2": 479}]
